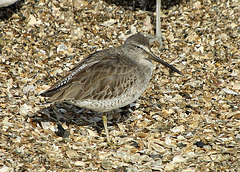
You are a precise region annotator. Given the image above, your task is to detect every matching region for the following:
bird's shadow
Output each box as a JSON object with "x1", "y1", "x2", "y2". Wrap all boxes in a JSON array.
[
  {"x1": 29, "y1": 102, "x2": 134, "y2": 138},
  {"x1": 0, "y1": 0, "x2": 24, "y2": 21}
]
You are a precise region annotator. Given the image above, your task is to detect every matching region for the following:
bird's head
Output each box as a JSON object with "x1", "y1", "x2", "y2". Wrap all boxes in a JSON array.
[{"x1": 123, "y1": 33, "x2": 183, "y2": 75}]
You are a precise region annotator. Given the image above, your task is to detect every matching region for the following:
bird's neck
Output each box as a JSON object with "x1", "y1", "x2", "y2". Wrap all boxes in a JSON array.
[{"x1": 121, "y1": 46, "x2": 154, "y2": 71}]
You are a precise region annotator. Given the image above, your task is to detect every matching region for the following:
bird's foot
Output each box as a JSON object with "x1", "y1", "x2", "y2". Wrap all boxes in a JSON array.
[{"x1": 149, "y1": 33, "x2": 165, "y2": 47}]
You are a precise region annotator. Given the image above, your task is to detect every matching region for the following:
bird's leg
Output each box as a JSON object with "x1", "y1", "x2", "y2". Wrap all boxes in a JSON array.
[
  {"x1": 150, "y1": 0, "x2": 164, "y2": 46},
  {"x1": 156, "y1": 0, "x2": 162, "y2": 45},
  {"x1": 102, "y1": 113, "x2": 111, "y2": 144}
]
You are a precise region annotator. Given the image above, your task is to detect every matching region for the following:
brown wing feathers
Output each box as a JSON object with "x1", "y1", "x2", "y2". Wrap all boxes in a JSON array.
[{"x1": 41, "y1": 48, "x2": 139, "y2": 102}]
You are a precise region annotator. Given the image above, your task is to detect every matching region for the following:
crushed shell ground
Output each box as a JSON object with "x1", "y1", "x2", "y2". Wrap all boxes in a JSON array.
[{"x1": 0, "y1": 0, "x2": 239, "y2": 171}]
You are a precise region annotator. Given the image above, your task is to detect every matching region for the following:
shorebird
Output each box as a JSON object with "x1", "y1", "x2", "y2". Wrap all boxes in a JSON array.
[{"x1": 41, "y1": 33, "x2": 182, "y2": 144}]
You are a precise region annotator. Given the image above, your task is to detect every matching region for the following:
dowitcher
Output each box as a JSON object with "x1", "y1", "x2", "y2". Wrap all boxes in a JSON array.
[{"x1": 41, "y1": 33, "x2": 182, "y2": 144}]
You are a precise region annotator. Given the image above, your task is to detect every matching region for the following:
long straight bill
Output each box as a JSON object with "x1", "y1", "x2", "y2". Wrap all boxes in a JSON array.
[{"x1": 149, "y1": 52, "x2": 183, "y2": 75}]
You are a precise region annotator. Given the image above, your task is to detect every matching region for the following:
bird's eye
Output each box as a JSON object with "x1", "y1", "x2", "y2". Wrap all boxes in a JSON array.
[{"x1": 136, "y1": 46, "x2": 142, "y2": 50}]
